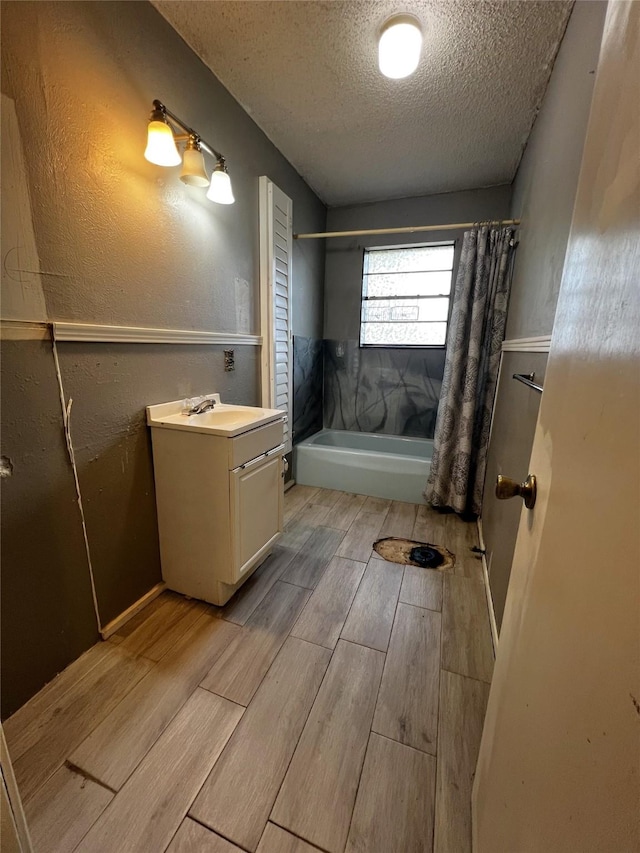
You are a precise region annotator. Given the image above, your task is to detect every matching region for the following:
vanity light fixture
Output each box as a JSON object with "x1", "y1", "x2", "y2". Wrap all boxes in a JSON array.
[
  {"x1": 144, "y1": 100, "x2": 234, "y2": 204},
  {"x1": 378, "y1": 15, "x2": 422, "y2": 79},
  {"x1": 206, "y1": 157, "x2": 235, "y2": 205}
]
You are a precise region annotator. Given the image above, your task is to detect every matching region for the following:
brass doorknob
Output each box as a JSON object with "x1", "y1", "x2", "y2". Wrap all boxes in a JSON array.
[{"x1": 495, "y1": 474, "x2": 537, "y2": 509}]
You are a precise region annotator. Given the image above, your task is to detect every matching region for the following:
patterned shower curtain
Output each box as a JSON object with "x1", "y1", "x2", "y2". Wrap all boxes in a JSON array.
[{"x1": 425, "y1": 225, "x2": 515, "y2": 516}]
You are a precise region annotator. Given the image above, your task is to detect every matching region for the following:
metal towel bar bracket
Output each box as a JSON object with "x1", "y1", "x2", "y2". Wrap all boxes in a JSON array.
[{"x1": 513, "y1": 372, "x2": 543, "y2": 393}]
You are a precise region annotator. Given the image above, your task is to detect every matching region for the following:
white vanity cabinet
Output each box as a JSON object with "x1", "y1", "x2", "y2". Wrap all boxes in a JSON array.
[{"x1": 147, "y1": 397, "x2": 285, "y2": 606}]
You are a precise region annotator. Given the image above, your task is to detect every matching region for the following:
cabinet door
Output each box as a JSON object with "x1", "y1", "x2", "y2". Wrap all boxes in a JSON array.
[{"x1": 230, "y1": 453, "x2": 283, "y2": 580}]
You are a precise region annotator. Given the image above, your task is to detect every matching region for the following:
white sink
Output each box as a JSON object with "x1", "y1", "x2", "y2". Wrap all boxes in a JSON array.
[{"x1": 147, "y1": 395, "x2": 285, "y2": 437}]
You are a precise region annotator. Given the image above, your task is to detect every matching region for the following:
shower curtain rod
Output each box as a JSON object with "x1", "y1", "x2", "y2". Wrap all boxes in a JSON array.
[{"x1": 293, "y1": 219, "x2": 520, "y2": 239}]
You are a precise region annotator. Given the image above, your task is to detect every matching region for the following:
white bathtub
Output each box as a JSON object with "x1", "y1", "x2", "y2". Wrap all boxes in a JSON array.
[{"x1": 294, "y1": 429, "x2": 432, "y2": 505}]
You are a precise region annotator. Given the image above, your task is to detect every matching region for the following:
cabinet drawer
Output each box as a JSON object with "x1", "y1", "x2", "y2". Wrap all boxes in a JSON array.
[{"x1": 228, "y1": 419, "x2": 284, "y2": 469}]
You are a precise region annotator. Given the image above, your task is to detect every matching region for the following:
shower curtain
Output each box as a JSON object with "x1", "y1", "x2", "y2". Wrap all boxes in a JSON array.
[{"x1": 425, "y1": 225, "x2": 515, "y2": 516}]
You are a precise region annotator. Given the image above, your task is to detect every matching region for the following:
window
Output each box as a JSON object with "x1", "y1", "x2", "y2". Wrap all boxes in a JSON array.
[{"x1": 360, "y1": 243, "x2": 455, "y2": 347}]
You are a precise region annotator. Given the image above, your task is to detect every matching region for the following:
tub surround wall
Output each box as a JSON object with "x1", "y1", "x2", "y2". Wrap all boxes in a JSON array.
[
  {"x1": 482, "y1": 1, "x2": 606, "y2": 635},
  {"x1": 292, "y1": 336, "x2": 323, "y2": 446},
  {"x1": 1, "y1": 0, "x2": 325, "y2": 718},
  {"x1": 324, "y1": 341, "x2": 445, "y2": 439},
  {"x1": 322, "y1": 186, "x2": 512, "y2": 440},
  {"x1": 324, "y1": 186, "x2": 513, "y2": 342}
]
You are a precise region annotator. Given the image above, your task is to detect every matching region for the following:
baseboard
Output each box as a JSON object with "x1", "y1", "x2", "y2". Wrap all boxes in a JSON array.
[
  {"x1": 100, "y1": 582, "x2": 166, "y2": 640},
  {"x1": 477, "y1": 517, "x2": 499, "y2": 655}
]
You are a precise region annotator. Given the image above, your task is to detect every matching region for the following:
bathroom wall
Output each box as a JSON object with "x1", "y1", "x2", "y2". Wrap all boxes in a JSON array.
[
  {"x1": 482, "y1": 0, "x2": 607, "y2": 632},
  {"x1": 0, "y1": 0, "x2": 326, "y2": 718},
  {"x1": 323, "y1": 186, "x2": 512, "y2": 437},
  {"x1": 292, "y1": 336, "x2": 323, "y2": 445}
]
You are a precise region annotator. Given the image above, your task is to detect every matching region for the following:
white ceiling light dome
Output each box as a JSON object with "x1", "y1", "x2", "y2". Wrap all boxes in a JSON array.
[{"x1": 378, "y1": 14, "x2": 423, "y2": 79}]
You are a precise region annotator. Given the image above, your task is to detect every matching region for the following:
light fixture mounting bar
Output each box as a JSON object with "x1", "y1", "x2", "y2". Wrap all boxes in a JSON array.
[{"x1": 153, "y1": 99, "x2": 223, "y2": 161}]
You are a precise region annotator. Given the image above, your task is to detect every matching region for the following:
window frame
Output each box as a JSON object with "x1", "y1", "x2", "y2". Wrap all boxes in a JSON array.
[{"x1": 358, "y1": 240, "x2": 456, "y2": 349}]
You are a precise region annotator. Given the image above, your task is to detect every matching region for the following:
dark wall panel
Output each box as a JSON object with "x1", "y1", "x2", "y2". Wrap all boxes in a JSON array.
[{"x1": 1, "y1": 339, "x2": 99, "y2": 719}]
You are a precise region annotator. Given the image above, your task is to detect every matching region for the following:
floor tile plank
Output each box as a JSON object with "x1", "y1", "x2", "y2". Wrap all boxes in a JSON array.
[
  {"x1": 272, "y1": 640, "x2": 385, "y2": 853},
  {"x1": 335, "y1": 510, "x2": 386, "y2": 562},
  {"x1": 24, "y1": 765, "x2": 113, "y2": 853},
  {"x1": 167, "y1": 817, "x2": 243, "y2": 853},
  {"x1": 201, "y1": 582, "x2": 310, "y2": 705},
  {"x1": 76, "y1": 689, "x2": 242, "y2": 853},
  {"x1": 167, "y1": 819, "x2": 245, "y2": 852},
  {"x1": 283, "y1": 485, "x2": 319, "y2": 525},
  {"x1": 345, "y1": 733, "x2": 436, "y2": 853},
  {"x1": 290, "y1": 557, "x2": 366, "y2": 649},
  {"x1": 12, "y1": 646, "x2": 153, "y2": 802},
  {"x1": 310, "y1": 488, "x2": 343, "y2": 508},
  {"x1": 114, "y1": 593, "x2": 208, "y2": 662},
  {"x1": 322, "y1": 492, "x2": 367, "y2": 531},
  {"x1": 282, "y1": 527, "x2": 345, "y2": 589},
  {"x1": 341, "y1": 558, "x2": 403, "y2": 652},
  {"x1": 372, "y1": 603, "x2": 441, "y2": 754},
  {"x1": 219, "y1": 547, "x2": 297, "y2": 626},
  {"x1": 280, "y1": 499, "x2": 332, "y2": 550},
  {"x1": 446, "y1": 516, "x2": 484, "y2": 580},
  {"x1": 4, "y1": 642, "x2": 129, "y2": 761},
  {"x1": 69, "y1": 612, "x2": 239, "y2": 790},
  {"x1": 191, "y1": 638, "x2": 331, "y2": 852},
  {"x1": 361, "y1": 496, "x2": 392, "y2": 515},
  {"x1": 413, "y1": 505, "x2": 449, "y2": 545},
  {"x1": 400, "y1": 565, "x2": 444, "y2": 611},
  {"x1": 434, "y1": 670, "x2": 490, "y2": 853},
  {"x1": 109, "y1": 595, "x2": 166, "y2": 641},
  {"x1": 257, "y1": 823, "x2": 323, "y2": 853},
  {"x1": 378, "y1": 501, "x2": 418, "y2": 539},
  {"x1": 442, "y1": 575, "x2": 494, "y2": 683}
]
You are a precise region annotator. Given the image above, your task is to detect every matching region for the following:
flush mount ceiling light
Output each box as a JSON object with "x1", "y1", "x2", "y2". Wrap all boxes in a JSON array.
[
  {"x1": 378, "y1": 15, "x2": 422, "y2": 79},
  {"x1": 144, "y1": 100, "x2": 234, "y2": 204}
]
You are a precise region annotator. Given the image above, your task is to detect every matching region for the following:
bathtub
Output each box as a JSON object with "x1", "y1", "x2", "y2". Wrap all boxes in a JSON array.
[{"x1": 294, "y1": 429, "x2": 432, "y2": 505}]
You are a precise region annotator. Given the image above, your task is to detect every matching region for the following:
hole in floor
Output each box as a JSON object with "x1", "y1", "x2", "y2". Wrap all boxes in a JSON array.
[{"x1": 373, "y1": 537, "x2": 455, "y2": 571}]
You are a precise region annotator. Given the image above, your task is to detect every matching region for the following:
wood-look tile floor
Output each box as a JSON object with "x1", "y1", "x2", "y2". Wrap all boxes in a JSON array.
[{"x1": 5, "y1": 486, "x2": 495, "y2": 853}]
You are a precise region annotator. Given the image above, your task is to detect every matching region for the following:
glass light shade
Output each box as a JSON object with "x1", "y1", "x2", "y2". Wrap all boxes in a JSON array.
[
  {"x1": 180, "y1": 147, "x2": 210, "y2": 187},
  {"x1": 144, "y1": 120, "x2": 181, "y2": 167},
  {"x1": 378, "y1": 17, "x2": 422, "y2": 79},
  {"x1": 206, "y1": 168, "x2": 235, "y2": 205}
]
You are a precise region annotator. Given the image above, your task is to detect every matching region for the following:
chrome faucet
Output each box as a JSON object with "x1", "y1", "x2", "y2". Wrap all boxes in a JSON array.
[{"x1": 187, "y1": 398, "x2": 216, "y2": 416}]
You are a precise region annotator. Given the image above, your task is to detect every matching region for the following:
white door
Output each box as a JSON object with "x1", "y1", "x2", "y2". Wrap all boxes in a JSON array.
[
  {"x1": 473, "y1": 4, "x2": 639, "y2": 851},
  {"x1": 259, "y1": 177, "x2": 293, "y2": 453}
]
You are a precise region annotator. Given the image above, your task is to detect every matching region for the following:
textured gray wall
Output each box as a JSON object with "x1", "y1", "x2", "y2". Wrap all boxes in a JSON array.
[
  {"x1": 483, "y1": 1, "x2": 606, "y2": 635},
  {"x1": 506, "y1": 1, "x2": 607, "y2": 339},
  {"x1": 1, "y1": 339, "x2": 100, "y2": 718},
  {"x1": 1, "y1": 0, "x2": 325, "y2": 715},
  {"x1": 1, "y1": 1, "x2": 325, "y2": 337},
  {"x1": 323, "y1": 186, "x2": 513, "y2": 341}
]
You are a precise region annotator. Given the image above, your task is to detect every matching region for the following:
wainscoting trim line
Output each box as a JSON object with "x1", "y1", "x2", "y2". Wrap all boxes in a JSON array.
[
  {"x1": 477, "y1": 517, "x2": 499, "y2": 654},
  {"x1": 0, "y1": 320, "x2": 50, "y2": 340},
  {"x1": 53, "y1": 322, "x2": 262, "y2": 346},
  {"x1": 502, "y1": 335, "x2": 552, "y2": 352},
  {"x1": 100, "y1": 582, "x2": 167, "y2": 640}
]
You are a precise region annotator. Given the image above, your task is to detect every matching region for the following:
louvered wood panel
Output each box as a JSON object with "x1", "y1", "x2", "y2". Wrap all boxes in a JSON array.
[{"x1": 261, "y1": 176, "x2": 293, "y2": 452}]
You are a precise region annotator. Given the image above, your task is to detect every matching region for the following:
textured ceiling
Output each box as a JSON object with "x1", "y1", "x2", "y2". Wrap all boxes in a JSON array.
[{"x1": 152, "y1": 0, "x2": 573, "y2": 206}]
